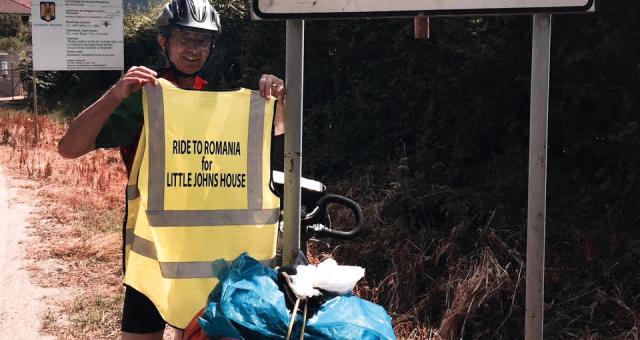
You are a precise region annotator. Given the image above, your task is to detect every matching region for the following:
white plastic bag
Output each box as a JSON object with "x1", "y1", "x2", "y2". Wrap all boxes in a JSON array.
[{"x1": 288, "y1": 258, "x2": 365, "y2": 298}]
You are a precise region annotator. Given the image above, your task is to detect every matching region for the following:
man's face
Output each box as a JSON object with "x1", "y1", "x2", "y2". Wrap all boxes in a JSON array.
[{"x1": 159, "y1": 27, "x2": 213, "y2": 75}]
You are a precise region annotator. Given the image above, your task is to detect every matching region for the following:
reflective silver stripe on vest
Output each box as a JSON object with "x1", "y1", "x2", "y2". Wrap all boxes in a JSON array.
[
  {"x1": 125, "y1": 228, "x2": 134, "y2": 245},
  {"x1": 130, "y1": 233, "x2": 158, "y2": 259},
  {"x1": 144, "y1": 86, "x2": 271, "y2": 226},
  {"x1": 129, "y1": 234, "x2": 276, "y2": 278},
  {"x1": 146, "y1": 208, "x2": 279, "y2": 226},
  {"x1": 161, "y1": 262, "x2": 218, "y2": 279},
  {"x1": 126, "y1": 185, "x2": 140, "y2": 200},
  {"x1": 247, "y1": 92, "x2": 264, "y2": 210},
  {"x1": 146, "y1": 84, "x2": 166, "y2": 212}
]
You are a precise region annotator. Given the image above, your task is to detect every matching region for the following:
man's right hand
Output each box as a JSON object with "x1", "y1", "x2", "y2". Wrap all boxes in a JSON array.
[
  {"x1": 110, "y1": 66, "x2": 159, "y2": 101},
  {"x1": 58, "y1": 66, "x2": 159, "y2": 159}
]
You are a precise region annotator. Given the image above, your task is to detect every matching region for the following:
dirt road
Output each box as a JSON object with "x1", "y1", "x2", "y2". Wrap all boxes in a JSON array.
[{"x1": 0, "y1": 167, "x2": 56, "y2": 339}]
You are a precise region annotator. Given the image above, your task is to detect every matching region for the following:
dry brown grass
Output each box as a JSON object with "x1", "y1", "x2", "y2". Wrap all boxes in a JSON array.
[
  {"x1": 437, "y1": 249, "x2": 509, "y2": 338},
  {"x1": 0, "y1": 109, "x2": 127, "y2": 339},
  {"x1": 307, "y1": 172, "x2": 526, "y2": 340},
  {"x1": 5, "y1": 110, "x2": 635, "y2": 339},
  {"x1": 306, "y1": 160, "x2": 640, "y2": 340}
]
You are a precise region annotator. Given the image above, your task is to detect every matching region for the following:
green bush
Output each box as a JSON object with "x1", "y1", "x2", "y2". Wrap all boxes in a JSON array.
[
  {"x1": 0, "y1": 37, "x2": 24, "y2": 52},
  {"x1": 0, "y1": 14, "x2": 22, "y2": 37},
  {"x1": 29, "y1": 0, "x2": 640, "y2": 234}
]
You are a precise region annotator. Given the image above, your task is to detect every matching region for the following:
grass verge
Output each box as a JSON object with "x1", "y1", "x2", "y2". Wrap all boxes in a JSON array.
[{"x1": 0, "y1": 109, "x2": 127, "y2": 339}]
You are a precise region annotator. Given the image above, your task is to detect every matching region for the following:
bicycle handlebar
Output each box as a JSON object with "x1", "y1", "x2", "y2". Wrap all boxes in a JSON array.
[{"x1": 309, "y1": 194, "x2": 364, "y2": 240}]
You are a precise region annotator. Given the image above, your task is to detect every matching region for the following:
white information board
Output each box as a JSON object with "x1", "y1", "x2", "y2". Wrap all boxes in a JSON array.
[
  {"x1": 253, "y1": 0, "x2": 594, "y2": 19},
  {"x1": 32, "y1": 0, "x2": 124, "y2": 71}
]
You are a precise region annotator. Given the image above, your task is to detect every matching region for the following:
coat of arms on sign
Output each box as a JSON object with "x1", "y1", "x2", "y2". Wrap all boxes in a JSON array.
[{"x1": 40, "y1": 2, "x2": 56, "y2": 22}]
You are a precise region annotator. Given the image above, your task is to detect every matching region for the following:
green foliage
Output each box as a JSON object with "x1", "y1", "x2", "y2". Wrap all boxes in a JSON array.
[
  {"x1": 0, "y1": 14, "x2": 22, "y2": 37},
  {"x1": 19, "y1": 50, "x2": 60, "y2": 105},
  {"x1": 35, "y1": 1, "x2": 640, "y2": 232},
  {"x1": 0, "y1": 14, "x2": 30, "y2": 52},
  {"x1": 122, "y1": 1, "x2": 165, "y2": 69},
  {"x1": 0, "y1": 37, "x2": 24, "y2": 51}
]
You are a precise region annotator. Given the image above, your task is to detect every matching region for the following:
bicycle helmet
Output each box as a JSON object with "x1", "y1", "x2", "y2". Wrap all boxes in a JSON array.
[
  {"x1": 156, "y1": 0, "x2": 221, "y2": 78},
  {"x1": 157, "y1": 0, "x2": 221, "y2": 35}
]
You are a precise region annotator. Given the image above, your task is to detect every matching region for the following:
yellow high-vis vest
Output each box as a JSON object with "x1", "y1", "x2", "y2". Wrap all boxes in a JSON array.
[{"x1": 123, "y1": 78, "x2": 280, "y2": 328}]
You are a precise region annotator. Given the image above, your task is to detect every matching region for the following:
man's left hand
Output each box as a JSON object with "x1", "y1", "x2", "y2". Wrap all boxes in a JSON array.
[{"x1": 259, "y1": 74, "x2": 285, "y2": 100}]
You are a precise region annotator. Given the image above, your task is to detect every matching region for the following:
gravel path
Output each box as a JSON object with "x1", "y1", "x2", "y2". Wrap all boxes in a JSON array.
[{"x1": 0, "y1": 167, "x2": 57, "y2": 339}]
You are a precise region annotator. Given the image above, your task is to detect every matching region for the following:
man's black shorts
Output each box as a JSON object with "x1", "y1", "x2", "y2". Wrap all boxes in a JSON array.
[{"x1": 121, "y1": 285, "x2": 166, "y2": 333}]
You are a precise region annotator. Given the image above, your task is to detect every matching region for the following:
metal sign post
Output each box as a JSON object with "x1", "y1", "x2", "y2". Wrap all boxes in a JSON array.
[
  {"x1": 282, "y1": 20, "x2": 305, "y2": 266},
  {"x1": 10, "y1": 62, "x2": 14, "y2": 101},
  {"x1": 32, "y1": 69, "x2": 38, "y2": 146},
  {"x1": 525, "y1": 14, "x2": 552, "y2": 340}
]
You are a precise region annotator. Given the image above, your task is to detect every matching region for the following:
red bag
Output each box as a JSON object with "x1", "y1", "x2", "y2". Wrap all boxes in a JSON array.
[{"x1": 182, "y1": 309, "x2": 209, "y2": 340}]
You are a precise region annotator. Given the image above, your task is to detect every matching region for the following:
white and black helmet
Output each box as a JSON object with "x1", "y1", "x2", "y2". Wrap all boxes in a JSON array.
[
  {"x1": 157, "y1": 0, "x2": 221, "y2": 35},
  {"x1": 156, "y1": 0, "x2": 221, "y2": 78}
]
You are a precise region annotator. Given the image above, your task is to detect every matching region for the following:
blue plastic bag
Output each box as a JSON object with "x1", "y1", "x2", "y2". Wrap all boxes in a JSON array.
[
  {"x1": 304, "y1": 295, "x2": 396, "y2": 339},
  {"x1": 198, "y1": 253, "x2": 396, "y2": 340}
]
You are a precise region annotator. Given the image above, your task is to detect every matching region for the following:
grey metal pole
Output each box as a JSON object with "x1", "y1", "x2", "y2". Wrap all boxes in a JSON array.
[
  {"x1": 282, "y1": 20, "x2": 304, "y2": 266},
  {"x1": 32, "y1": 68, "x2": 38, "y2": 146},
  {"x1": 525, "y1": 13, "x2": 551, "y2": 340},
  {"x1": 10, "y1": 63, "x2": 14, "y2": 100}
]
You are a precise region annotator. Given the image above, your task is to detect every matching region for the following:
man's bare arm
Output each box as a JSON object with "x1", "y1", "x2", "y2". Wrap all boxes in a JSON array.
[{"x1": 58, "y1": 66, "x2": 158, "y2": 159}]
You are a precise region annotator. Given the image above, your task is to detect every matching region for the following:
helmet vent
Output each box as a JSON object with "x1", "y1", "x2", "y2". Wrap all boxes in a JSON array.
[
  {"x1": 158, "y1": 0, "x2": 220, "y2": 33},
  {"x1": 188, "y1": 0, "x2": 208, "y2": 23}
]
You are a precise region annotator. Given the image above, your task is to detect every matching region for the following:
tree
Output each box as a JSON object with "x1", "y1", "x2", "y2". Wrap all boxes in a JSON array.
[{"x1": 0, "y1": 14, "x2": 21, "y2": 37}]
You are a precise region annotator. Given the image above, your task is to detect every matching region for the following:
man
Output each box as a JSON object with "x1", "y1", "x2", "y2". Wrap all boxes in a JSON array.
[{"x1": 57, "y1": 1, "x2": 285, "y2": 339}]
